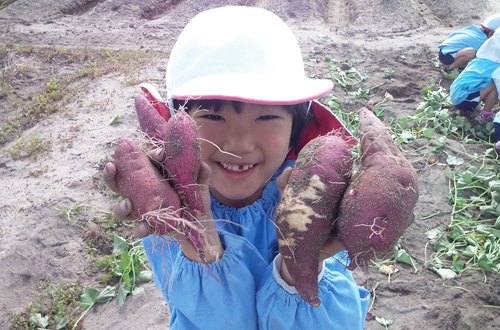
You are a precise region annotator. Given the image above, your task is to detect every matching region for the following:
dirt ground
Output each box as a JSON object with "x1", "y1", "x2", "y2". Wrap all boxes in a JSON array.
[{"x1": 1, "y1": 0, "x2": 500, "y2": 329}]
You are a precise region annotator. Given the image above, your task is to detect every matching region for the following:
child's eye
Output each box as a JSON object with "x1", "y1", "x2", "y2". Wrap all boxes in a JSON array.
[
  {"x1": 201, "y1": 114, "x2": 224, "y2": 121},
  {"x1": 258, "y1": 115, "x2": 279, "y2": 121}
]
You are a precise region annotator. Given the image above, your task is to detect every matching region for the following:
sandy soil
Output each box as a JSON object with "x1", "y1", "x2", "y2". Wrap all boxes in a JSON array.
[{"x1": 1, "y1": 0, "x2": 500, "y2": 329}]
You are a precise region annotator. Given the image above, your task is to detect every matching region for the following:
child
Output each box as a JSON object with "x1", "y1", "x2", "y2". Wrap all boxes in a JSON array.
[
  {"x1": 438, "y1": 13, "x2": 500, "y2": 71},
  {"x1": 103, "y1": 6, "x2": 369, "y2": 330},
  {"x1": 450, "y1": 27, "x2": 500, "y2": 123}
]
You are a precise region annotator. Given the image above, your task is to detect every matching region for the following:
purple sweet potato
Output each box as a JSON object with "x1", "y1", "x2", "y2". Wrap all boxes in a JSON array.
[
  {"x1": 275, "y1": 134, "x2": 353, "y2": 307},
  {"x1": 135, "y1": 94, "x2": 168, "y2": 146},
  {"x1": 337, "y1": 100, "x2": 419, "y2": 270},
  {"x1": 114, "y1": 136, "x2": 183, "y2": 235},
  {"x1": 134, "y1": 96, "x2": 207, "y2": 261},
  {"x1": 163, "y1": 110, "x2": 205, "y2": 216}
]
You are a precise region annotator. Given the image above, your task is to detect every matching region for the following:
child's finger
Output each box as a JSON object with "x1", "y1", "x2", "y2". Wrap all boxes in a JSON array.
[
  {"x1": 149, "y1": 148, "x2": 165, "y2": 162},
  {"x1": 113, "y1": 198, "x2": 136, "y2": 221},
  {"x1": 132, "y1": 222, "x2": 152, "y2": 238},
  {"x1": 102, "y1": 162, "x2": 120, "y2": 193},
  {"x1": 276, "y1": 167, "x2": 293, "y2": 196},
  {"x1": 197, "y1": 161, "x2": 214, "y2": 222}
]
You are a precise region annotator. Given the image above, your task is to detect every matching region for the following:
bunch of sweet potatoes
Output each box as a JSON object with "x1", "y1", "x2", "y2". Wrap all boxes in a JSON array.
[
  {"x1": 275, "y1": 100, "x2": 419, "y2": 307},
  {"x1": 114, "y1": 94, "x2": 206, "y2": 261},
  {"x1": 275, "y1": 134, "x2": 353, "y2": 307}
]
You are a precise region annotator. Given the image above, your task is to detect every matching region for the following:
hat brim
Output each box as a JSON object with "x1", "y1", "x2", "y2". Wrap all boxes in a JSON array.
[{"x1": 170, "y1": 74, "x2": 334, "y2": 105}]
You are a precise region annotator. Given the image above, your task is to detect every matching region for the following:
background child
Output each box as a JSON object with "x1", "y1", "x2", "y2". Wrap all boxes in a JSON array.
[
  {"x1": 103, "y1": 6, "x2": 369, "y2": 330},
  {"x1": 450, "y1": 27, "x2": 500, "y2": 123},
  {"x1": 438, "y1": 13, "x2": 500, "y2": 71}
]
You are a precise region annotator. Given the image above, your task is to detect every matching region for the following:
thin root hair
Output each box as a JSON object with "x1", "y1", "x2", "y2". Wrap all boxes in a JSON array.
[{"x1": 196, "y1": 138, "x2": 242, "y2": 159}]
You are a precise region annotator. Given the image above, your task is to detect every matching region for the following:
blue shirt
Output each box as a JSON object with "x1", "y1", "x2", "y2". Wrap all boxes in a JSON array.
[
  {"x1": 142, "y1": 158, "x2": 370, "y2": 330},
  {"x1": 438, "y1": 25, "x2": 488, "y2": 55},
  {"x1": 450, "y1": 58, "x2": 500, "y2": 105}
]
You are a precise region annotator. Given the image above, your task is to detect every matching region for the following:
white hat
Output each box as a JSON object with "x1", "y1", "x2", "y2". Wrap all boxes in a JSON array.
[
  {"x1": 481, "y1": 13, "x2": 500, "y2": 32},
  {"x1": 166, "y1": 6, "x2": 333, "y2": 105},
  {"x1": 477, "y1": 27, "x2": 500, "y2": 63}
]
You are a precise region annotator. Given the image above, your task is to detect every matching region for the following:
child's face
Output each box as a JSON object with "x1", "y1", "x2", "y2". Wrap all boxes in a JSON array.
[{"x1": 191, "y1": 102, "x2": 293, "y2": 208}]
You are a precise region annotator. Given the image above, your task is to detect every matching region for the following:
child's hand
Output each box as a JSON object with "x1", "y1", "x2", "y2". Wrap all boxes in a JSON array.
[
  {"x1": 102, "y1": 147, "x2": 171, "y2": 236},
  {"x1": 102, "y1": 148, "x2": 224, "y2": 262}
]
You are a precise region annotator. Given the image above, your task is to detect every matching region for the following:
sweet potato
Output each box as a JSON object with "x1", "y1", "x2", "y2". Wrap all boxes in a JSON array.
[
  {"x1": 114, "y1": 136, "x2": 183, "y2": 235},
  {"x1": 134, "y1": 96, "x2": 207, "y2": 260},
  {"x1": 159, "y1": 109, "x2": 208, "y2": 261},
  {"x1": 337, "y1": 100, "x2": 419, "y2": 270},
  {"x1": 275, "y1": 134, "x2": 353, "y2": 307},
  {"x1": 163, "y1": 110, "x2": 205, "y2": 216},
  {"x1": 135, "y1": 94, "x2": 168, "y2": 146}
]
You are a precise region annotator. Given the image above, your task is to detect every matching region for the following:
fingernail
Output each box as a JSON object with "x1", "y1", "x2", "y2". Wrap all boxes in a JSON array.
[
  {"x1": 104, "y1": 163, "x2": 109, "y2": 173},
  {"x1": 121, "y1": 199, "x2": 128, "y2": 211}
]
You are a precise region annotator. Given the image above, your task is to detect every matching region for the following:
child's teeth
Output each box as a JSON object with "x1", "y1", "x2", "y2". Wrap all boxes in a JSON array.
[{"x1": 221, "y1": 163, "x2": 254, "y2": 172}]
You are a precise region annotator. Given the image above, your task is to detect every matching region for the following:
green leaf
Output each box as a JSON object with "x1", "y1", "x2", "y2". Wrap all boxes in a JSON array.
[
  {"x1": 375, "y1": 316, "x2": 394, "y2": 326},
  {"x1": 423, "y1": 127, "x2": 434, "y2": 138},
  {"x1": 435, "y1": 268, "x2": 457, "y2": 279},
  {"x1": 373, "y1": 107, "x2": 385, "y2": 117},
  {"x1": 462, "y1": 245, "x2": 478, "y2": 258},
  {"x1": 384, "y1": 68, "x2": 395, "y2": 78},
  {"x1": 426, "y1": 226, "x2": 444, "y2": 240},
  {"x1": 445, "y1": 167, "x2": 453, "y2": 180},
  {"x1": 398, "y1": 130, "x2": 414, "y2": 144},
  {"x1": 432, "y1": 136, "x2": 447, "y2": 151},
  {"x1": 54, "y1": 316, "x2": 70, "y2": 330},
  {"x1": 485, "y1": 148, "x2": 497, "y2": 158},
  {"x1": 451, "y1": 260, "x2": 465, "y2": 272},
  {"x1": 123, "y1": 271, "x2": 131, "y2": 285},
  {"x1": 29, "y1": 313, "x2": 49, "y2": 328},
  {"x1": 494, "y1": 217, "x2": 500, "y2": 229},
  {"x1": 446, "y1": 154, "x2": 464, "y2": 166},
  {"x1": 119, "y1": 250, "x2": 131, "y2": 273},
  {"x1": 138, "y1": 270, "x2": 153, "y2": 282},
  {"x1": 109, "y1": 115, "x2": 121, "y2": 125},
  {"x1": 394, "y1": 249, "x2": 413, "y2": 265},
  {"x1": 132, "y1": 287, "x2": 146, "y2": 296},
  {"x1": 443, "y1": 69, "x2": 460, "y2": 81},
  {"x1": 118, "y1": 283, "x2": 131, "y2": 306},
  {"x1": 80, "y1": 288, "x2": 99, "y2": 309},
  {"x1": 96, "y1": 286, "x2": 116, "y2": 303},
  {"x1": 113, "y1": 236, "x2": 127, "y2": 254}
]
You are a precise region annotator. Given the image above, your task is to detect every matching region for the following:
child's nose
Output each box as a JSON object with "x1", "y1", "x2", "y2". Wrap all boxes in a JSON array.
[{"x1": 221, "y1": 123, "x2": 255, "y2": 155}]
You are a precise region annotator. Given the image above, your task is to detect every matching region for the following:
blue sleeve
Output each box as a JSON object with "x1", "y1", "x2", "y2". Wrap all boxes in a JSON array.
[
  {"x1": 450, "y1": 58, "x2": 500, "y2": 105},
  {"x1": 438, "y1": 26, "x2": 488, "y2": 54},
  {"x1": 144, "y1": 231, "x2": 269, "y2": 330},
  {"x1": 256, "y1": 252, "x2": 370, "y2": 330}
]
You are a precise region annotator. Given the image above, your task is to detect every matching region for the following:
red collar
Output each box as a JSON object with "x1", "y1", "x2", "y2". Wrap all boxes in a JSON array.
[{"x1": 286, "y1": 100, "x2": 357, "y2": 158}]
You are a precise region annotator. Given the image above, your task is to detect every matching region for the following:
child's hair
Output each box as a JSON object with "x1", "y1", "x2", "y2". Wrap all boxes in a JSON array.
[{"x1": 174, "y1": 98, "x2": 316, "y2": 152}]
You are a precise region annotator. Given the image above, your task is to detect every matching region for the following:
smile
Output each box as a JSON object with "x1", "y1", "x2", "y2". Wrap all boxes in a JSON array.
[{"x1": 220, "y1": 162, "x2": 255, "y2": 172}]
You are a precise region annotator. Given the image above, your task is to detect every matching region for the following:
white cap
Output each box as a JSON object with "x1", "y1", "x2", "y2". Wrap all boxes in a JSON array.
[
  {"x1": 481, "y1": 13, "x2": 500, "y2": 32},
  {"x1": 166, "y1": 6, "x2": 333, "y2": 105},
  {"x1": 477, "y1": 27, "x2": 500, "y2": 63}
]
